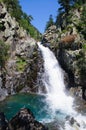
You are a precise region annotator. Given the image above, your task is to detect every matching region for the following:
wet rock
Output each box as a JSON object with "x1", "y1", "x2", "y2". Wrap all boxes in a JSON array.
[
  {"x1": 0, "y1": 88, "x2": 8, "y2": 101},
  {"x1": 43, "y1": 25, "x2": 59, "y2": 47},
  {"x1": 9, "y1": 108, "x2": 48, "y2": 130},
  {"x1": 0, "y1": 112, "x2": 9, "y2": 130},
  {"x1": 65, "y1": 116, "x2": 81, "y2": 130},
  {"x1": 69, "y1": 117, "x2": 80, "y2": 129}
]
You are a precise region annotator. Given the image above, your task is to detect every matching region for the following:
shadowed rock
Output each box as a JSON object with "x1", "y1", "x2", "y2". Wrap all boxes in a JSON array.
[
  {"x1": 9, "y1": 108, "x2": 48, "y2": 130},
  {"x1": 0, "y1": 112, "x2": 9, "y2": 130}
]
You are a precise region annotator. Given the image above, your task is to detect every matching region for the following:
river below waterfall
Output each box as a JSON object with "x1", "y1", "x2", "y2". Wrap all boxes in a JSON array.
[
  {"x1": 0, "y1": 93, "x2": 49, "y2": 121},
  {"x1": 0, "y1": 93, "x2": 86, "y2": 130},
  {"x1": 0, "y1": 93, "x2": 68, "y2": 123},
  {"x1": 0, "y1": 42, "x2": 86, "y2": 130}
]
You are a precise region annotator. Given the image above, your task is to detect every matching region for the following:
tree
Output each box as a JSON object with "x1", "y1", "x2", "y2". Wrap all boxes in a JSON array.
[
  {"x1": 45, "y1": 15, "x2": 54, "y2": 31},
  {"x1": 22, "y1": 13, "x2": 33, "y2": 24},
  {"x1": 78, "y1": 5, "x2": 86, "y2": 39},
  {"x1": 58, "y1": 0, "x2": 71, "y2": 14},
  {"x1": 73, "y1": 0, "x2": 86, "y2": 4},
  {"x1": 3, "y1": 0, "x2": 23, "y2": 21}
]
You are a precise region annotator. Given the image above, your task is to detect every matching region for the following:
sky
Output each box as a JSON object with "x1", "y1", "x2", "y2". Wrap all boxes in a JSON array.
[{"x1": 19, "y1": 0, "x2": 59, "y2": 33}]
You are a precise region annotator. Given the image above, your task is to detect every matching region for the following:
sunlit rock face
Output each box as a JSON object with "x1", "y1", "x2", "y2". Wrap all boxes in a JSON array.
[
  {"x1": 42, "y1": 7, "x2": 86, "y2": 99},
  {"x1": 0, "y1": 2, "x2": 41, "y2": 98}
]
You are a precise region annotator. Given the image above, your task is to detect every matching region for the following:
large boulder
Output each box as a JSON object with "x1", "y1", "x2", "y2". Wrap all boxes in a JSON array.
[
  {"x1": 9, "y1": 108, "x2": 48, "y2": 130},
  {"x1": 0, "y1": 112, "x2": 9, "y2": 130},
  {"x1": 0, "y1": 108, "x2": 48, "y2": 130}
]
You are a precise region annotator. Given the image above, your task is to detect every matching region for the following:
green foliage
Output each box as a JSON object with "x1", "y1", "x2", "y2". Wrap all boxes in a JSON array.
[
  {"x1": 0, "y1": 40, "x2": 9, "y2": 69},
  {"x1": 0, "y1": 0, "x2": 3, "y2": 2},
  {"x1": 56, "y1": 0, "x2": 86, "y2": 29},
  {"x1": 58, "y1": 0, "x2": 71, "y2": 14},
  {"x1": 16, "y1": 57, "x2": 27, "y2": 72},
  {"x1": 2, "y1": 0, "x2": 41, "y2": 40},
  {"x1": 55, "y1": 12, "x2": 64, "y2": 28},
  {"x1": 80, "y1": 6, "x2": 86, "y2": 39},
  {"x1": 3, "y1": 0, "x2": 23, "y2": 21},
  {"x1": 28, "y1": 24, "x2": 42, "y2": 40},
  {"x1": 22, "y1": 13, "x2": 33, "y2": 24},
  {"x1": 45, "y1": 15, "x2": 54, "y2": 31},
  {"x1": 73, "y1": 0, "x2": 86, "y2": 5},
  {"x1": 77, "y1": 5, "x2": 86, "y2": 39},
  {"x1": 19, "y1": 19, "x2": 30, "y2": 32},
  {"x1": 82, "y1": 43, "x2": 86, "y2": 50},
  {"x1": 56, "y1": 0, "x2": 74, "y2": 28}
]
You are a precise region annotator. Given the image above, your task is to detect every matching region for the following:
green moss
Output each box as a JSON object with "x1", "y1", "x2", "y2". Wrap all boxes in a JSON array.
[
  {"x1": 82, "y1": 44, "x2": 86, "y2": 50},
  {"x1": 16, "y1": 57, "x2": 27, "y2": 72}
]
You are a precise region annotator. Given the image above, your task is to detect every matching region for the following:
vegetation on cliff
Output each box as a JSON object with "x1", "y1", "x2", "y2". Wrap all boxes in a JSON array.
[
  {"x1": 45, "y1": 0, "x2": 86, "y2": 34},
  {"x1": 0, "y1": 1, "x2": 39, "y2": 94},
  {"x1": 1, "y1": 0, "x2": 41, "y2": 40},
  {"x1": 45, "y1": 15, "x2": 54, "y2": 31},
  {"x1": 44, "y1": 0, "x2": 86, "y2": 99}
]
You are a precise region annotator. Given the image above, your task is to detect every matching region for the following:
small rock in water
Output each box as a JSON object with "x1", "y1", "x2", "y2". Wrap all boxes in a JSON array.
[{"x1": 70, "y1": 117, "x2": 75, "y2": 125}]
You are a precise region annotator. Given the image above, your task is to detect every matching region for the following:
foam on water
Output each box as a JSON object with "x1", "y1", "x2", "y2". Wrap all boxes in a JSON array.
[
  {"x1": 37, "y1": 42, "x2": 74, "y2": 114},
  {"x1": 37, "y1": 42, "x2": 86, "y2": 130}
]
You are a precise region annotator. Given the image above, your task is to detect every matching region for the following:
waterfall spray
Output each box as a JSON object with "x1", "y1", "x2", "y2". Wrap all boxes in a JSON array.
[
  {"x1": 37, "y1": 42, "x2": 74, "y2": 114},
  {"x1": 37, "y1": 42, "x2": 86, "y2": 130}
]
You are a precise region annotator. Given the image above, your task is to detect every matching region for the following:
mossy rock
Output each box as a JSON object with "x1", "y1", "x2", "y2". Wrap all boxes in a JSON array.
[{"x1": 16, "y1": 57, "x2": 27, "y2": 72}]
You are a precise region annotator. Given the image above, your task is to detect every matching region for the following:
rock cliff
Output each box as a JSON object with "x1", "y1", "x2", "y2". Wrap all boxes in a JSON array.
[
  {"x1": 0, "y1": 2, "x2": 40, "y2": 100},
  {"x1": 0, "y1": 2, "x2": 86, "y2": 101},
  {"x1": 42, "y1": 6, "x2": 86, "y2": 100}
]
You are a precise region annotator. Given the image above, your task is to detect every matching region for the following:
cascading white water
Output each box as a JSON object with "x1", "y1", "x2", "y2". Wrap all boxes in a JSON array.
[
  {"x1": 37, "y1": 42, "x2": 86, "y2": 130},
  {"x1": 37, "y1": 42, "x2": 74, "y2": 114}
]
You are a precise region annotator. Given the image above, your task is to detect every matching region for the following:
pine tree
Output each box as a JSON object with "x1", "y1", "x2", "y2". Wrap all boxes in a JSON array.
[
  {"x1": 58, "y1": 0, "x2": 71, "y2": 14},
  {"x1": 73, "y1": 0, "x2": 86, "y2": 4},
  {"x1": 45, "y1": 15, "x2": 54, "y2": 31},
  {"x1": 3, "y1": 0, "x2": 23, "y2": 21}
]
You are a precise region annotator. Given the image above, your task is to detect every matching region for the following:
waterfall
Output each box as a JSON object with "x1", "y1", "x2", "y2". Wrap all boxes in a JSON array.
[
  {"x1": 37, "y1": 42, "x2": 74, "y2": 114},
  {"x1": 37, "y1": 42, "x2": 86, "y2": 130}
]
